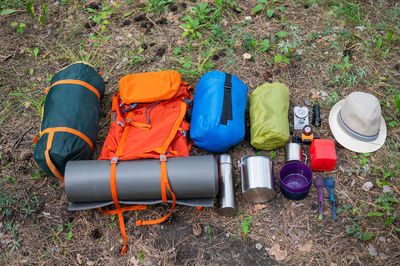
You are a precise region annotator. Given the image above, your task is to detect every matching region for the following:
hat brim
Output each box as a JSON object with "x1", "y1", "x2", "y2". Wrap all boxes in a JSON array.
[{"x1": 329, "y1": 99, "x2": 387, "y2": 153}]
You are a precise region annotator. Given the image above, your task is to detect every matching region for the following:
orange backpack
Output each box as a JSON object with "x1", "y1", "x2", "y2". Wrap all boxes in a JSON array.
[{"x1": 98, "y1": 71, "x2": 193, "y2": 255}]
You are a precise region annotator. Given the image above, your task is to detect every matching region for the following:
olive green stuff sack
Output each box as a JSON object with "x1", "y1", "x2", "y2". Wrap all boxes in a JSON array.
[{"x1": 250, "y1": 82, "x2": 289, "y2": 150}]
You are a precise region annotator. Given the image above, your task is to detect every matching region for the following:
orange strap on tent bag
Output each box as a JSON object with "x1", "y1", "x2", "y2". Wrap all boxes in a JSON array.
[{"x1": 40, "y1": 127, "x2": 94, "y2": 184}]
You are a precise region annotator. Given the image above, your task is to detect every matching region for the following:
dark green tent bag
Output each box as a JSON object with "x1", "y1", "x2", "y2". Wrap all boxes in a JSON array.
[{"x1": 34, "y1": 62, "x2": 105, "y2": 182}]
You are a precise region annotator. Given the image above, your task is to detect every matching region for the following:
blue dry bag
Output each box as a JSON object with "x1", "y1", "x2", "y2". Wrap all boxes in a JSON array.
[{"x1": 190, "y1": 70, "x2": 248, "y2": 153}]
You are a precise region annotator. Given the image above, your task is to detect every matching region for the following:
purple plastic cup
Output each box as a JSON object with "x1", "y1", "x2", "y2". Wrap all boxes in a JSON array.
[{"x1": 279, "y1": 161, "x2": 312, "y2": 193}]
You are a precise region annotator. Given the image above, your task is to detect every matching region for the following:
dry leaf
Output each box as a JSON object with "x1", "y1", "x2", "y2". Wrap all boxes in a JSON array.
[
  {"x1": 242, "y1": 53, "x2": 252, "y2": 60},
  {"x1": 86, "y1": 260, "x2": 95, "y2": 266},
  {"x1": 76, "y1": 253, "x2": 83, "y2": 265},
  {"x1": 269, "y1": 243, "x2": 287, "y2": 261},
  {"x1": 129, "y1": 256, "x2": 139, "y2": 266},
  {"x1": 192, "y1": 224, "x2": 202, "y2": 237},
  {"x1": 297, "y1": 240, "x2": 313, "y2": 252},
  {"x1": 42, "y1": 51, "x2": 51, "y2": 59},
  {"x1": 310, "y1": 88, "x2": 320, "y2": 99},
  {"x1": 254, "y1": 203, "x2": 268, "y2": 211}
]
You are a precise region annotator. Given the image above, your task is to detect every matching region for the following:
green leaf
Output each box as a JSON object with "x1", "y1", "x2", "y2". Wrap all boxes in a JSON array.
[
  {"x1": 101, "y1": 25, "x2": 106, "y2": 32},
  {"x1": 103, "y1": 19, "x2": 110, "y2": 25},
  {"x1": 1, "y1": 9, "x2": 18, "y2": 15},
  {"x1": 366, "y1": 212, "x2": 383, "y2": 217},
  {"x1": 387, "y1": 30, "x2": 394, "y2": 43},
  {"x1": 267, "y1": 9, "x2": 274, "y2": 18},
  {"x1": 26, "y1": 1, "x2": 36, "y2": 19},
  {"x1": 394, "y1": 94, "x2": 400, "y2": 116},
  {"x1": 40, "y1": 15, "x2": 46, "y2": 25},
  {"x1": 376, "y1": 38, "x2": 382, "y2": 54},
  {"x1": 259, "y1": 39, "x2": 271, "y2": 52},
  {"x1": 362, "y1": 233, "x2": 375, "y2": 241},
  {"x1": 11, "y1": 22, "x2": 18, "y2": 26},
  {"x1": 93, "y1": 16, "x2": 101, "y2": 24},
  {"x1": 196, "y1": 31, "x2": 202, "y2": 39},
  {"x1": 66, "y1": 231, "x2": 73, "y2": 241},
  {"x1": 86, "y1": 8, "x2": 97, "y2": 13},
  {"x1": 43, "y1": 4, "x2": 48, "y2": 16},
  {"x1": 274, "y1": 54, "x2": 282, "y2": 63},
  {"x1": 381, "y1": 48, "x2": 390, "y2": 58},
  {"x1": 181, "y1": 31, "x2": 189, "y2": 38},
  {"x1": 252, "y1": 4, "x2": 264, "y2": 14},
  {"x1": 276, "y1": 30, "x2": 288, "y2": 38},
  {"x1": 269, "y1": 150, "x2": 276, "y2": 159},
  {"x1": 282, "y1": 56, "x2": 290, "y2": 64},
  {"x1": 258, "y1": 0, "x2": 267, "y2": 3},
  {"x1": 173, "y1": 47, "x2": 182, "y2": 55},
  {"x1": 29, "y1": 68, "x2": 34, "y2": 75},
  {"x1": 123, "y1": 11, "x2": 133, "y2": 18},
  {"x1": 33, "y1": 47, "x2": 39, "y2": 58},
  {"x1": 241, "y1": 216, "x2": 252, "y2": 234}
]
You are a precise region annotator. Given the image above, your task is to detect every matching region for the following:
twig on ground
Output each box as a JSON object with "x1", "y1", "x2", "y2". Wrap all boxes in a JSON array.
[
  {"x1": 12, "y1": 126, "x2": 33, "y2": 148},
  {"x1": 145, "y1": 15, "x2": 172, "y2": 49}
]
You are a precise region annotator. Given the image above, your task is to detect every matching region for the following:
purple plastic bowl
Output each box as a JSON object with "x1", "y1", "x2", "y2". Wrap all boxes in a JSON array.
[{"x1": 279, "y1": 161, "x2": 312, "y2": 193}]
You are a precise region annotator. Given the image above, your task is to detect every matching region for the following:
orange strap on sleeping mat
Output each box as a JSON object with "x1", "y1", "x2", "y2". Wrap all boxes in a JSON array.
[
  {"x1": 40, "y1": 127, "x2": 93, "y2": 183},
  {"x1": 107, "y1": 118, "x2": 132, "y2": 255},
  {"x1": 135, "y1": 157, "x2": 176, "y2": 226}
]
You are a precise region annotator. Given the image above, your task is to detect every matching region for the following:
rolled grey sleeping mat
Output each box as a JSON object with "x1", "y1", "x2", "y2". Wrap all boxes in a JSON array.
[
  {"x1": 65, "y1": 155, "x2": 218, "y2": 210},
  {"x1": 68, "y1": 198, "x2": 215, "y2": 211}
]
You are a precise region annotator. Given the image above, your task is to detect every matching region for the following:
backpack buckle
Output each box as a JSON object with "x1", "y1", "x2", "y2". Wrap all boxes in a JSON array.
[
  {"x1": 160, "y1": 155, "x2": 167, "y2": 162},
  {"x1": 180, "y1": 129, "x2": 187, "y2": 137},
  {"x1": 111, "y1": 157, "x2": 119, "y2": 164},
  {"x1": 183, "y1": 98, "x2": 192, "y2": 105},
  {"x1": 117, "y1": 121, "x2": 125, "y2": 128}
]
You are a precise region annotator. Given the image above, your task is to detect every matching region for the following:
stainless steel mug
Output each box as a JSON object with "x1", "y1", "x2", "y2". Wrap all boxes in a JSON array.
[
  {"x1": 286, "y1": 142, "x2": 303, "y2": 162},
  {"x1": 218, "y1": 154, "x2": 236, "y2": 216},
  {"x1": 238, "y1": 156, "x2": 276, "y2": 203}
]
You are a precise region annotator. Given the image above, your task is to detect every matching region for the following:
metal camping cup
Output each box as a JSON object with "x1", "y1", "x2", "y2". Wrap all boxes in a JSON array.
[
  {"x1": 218, "y1": 154, "x2": 236, "y2": 216},
  {"x1": 238, "y1": 156, "x2": 276, "y2": 203},
  {"x1": 286, "y1": 142, "x2": 303, "y2": 162}
]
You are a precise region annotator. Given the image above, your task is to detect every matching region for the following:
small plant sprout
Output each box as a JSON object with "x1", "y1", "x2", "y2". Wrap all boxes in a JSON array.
[
  {"x1": 376, "y1": 38, "x2": 390, "y2": 59},
  {"x1": 253, "y1": 0, "x2": 278, "y2": 18},
  {"x1": 26, "y1": 1, "x2": 48, "y2": 26},
  {"x1": 11, "y1": 22, "x2": 26, "y2": 33},
  {"x1": 258, "y1": 39, "x2": 271, "y2": 52},
  {"x1": 333, "y1": 56, "x2": 353, "y2": 72},
  {"x1": 26, "y1": 47, "x2": 39, "y2": 59},
  {"x1": 241, "y1": 216, "x2": 253, "y2": 236},
  {"x1": 274, "y1": 54, "x2": 290, "y2": 64}
]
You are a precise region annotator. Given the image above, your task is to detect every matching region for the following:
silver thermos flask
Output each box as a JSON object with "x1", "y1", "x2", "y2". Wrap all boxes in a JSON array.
[{"x1": 218, "y1": 154, "x2": 236, "y2": 216}]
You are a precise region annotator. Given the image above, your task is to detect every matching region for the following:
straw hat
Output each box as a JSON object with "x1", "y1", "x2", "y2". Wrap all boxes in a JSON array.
[{"x1": 328, "y1": 92, "x2": 386, "y2": 153}]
